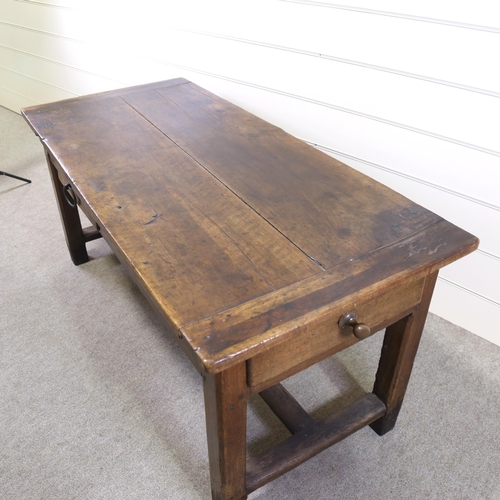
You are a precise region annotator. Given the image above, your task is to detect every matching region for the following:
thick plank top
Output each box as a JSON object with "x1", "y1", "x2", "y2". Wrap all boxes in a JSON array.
[{"x1": 22, "y1": 78, "x2": 478, "y2": 372}]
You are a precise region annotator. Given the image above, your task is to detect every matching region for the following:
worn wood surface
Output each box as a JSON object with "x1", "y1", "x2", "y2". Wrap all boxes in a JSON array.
[
  {"x1": 22, "y1": 78, "x2": 478, "y2": 372},
  {"x1": 46, "y1": 152, "x2": 89, "y2": 265},
  {"x1": 204, "y1": 362, "x2": 248, "y2": 500},
  {"x1": 25, "y1": 92, "x2": 319, "y2": 329},
  {"x1": 259, "y1": 383, "x2": 316, "y2": 434},
  {"x1": 370, "y1": 271, "x2": 438, "y2": 435},
  {"x1": 183, "y1": 220, "x2": 477, "y2": 374},
  {"x1": 122, "y1": 84, "x2": 441, "y2": 270},
  {"x1": 246, "y1": 393, "x2": 386, "y2": 493},
  {"x1": 22, "y1": 78, "x2": 479, "y2": 499},
  {"x1": 247, "y1": 275, "x2": 425, "y2": 392}
]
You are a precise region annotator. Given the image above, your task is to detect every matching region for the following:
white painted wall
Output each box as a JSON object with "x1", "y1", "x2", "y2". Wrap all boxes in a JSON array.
[{"x1": 1, "y1": 0, "x2": 499, "y2": 345}]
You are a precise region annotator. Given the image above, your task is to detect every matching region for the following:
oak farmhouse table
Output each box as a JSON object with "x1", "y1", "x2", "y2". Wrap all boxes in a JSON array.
[{"x1": 22, "y1": 78, "x2": 478, "y2": 499}]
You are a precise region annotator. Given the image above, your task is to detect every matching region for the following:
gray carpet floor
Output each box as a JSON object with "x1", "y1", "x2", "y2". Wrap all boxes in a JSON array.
[{"x1": 1, "y1": 105, "x2": 499, "y2": 499}]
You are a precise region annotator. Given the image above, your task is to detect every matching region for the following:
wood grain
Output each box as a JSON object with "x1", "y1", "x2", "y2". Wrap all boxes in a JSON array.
[
  {"x1": 370, "y1": 271, "x2": 438, "y2": 435},
  {"x1": 22, "y1": 78, "x2": 480, "y2": 499},
  {"x1": 25, "y1": 92, "x2": 319, "y2": 328},
  {"x1": 259, "y1": 383, "x2": 316, "y2": 434},
  {"x1": 46, "y1": 152, "x2": 89, "y2": 265},
  {"x1": 122, "y1": 82, "x2": 442, "y2": 271},
  {"x1": 22, "y1": 79, "x2": 478, "y2": 373},
  {"x1": 246, "y1": 275, "x2": 425, "y2": 392},
  {"x1": 246, "y1": 393, "x2": 386, "y2": 493},
  {"x1": 182, "y1": 219, "x2": 478, "y2": 373},
  {"x1": 204, "y1": 362, "x2": 248, "y2": 500}
]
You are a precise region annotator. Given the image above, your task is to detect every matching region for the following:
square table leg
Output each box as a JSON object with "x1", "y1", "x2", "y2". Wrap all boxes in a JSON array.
[
  {"x1": 203, "y1": 363, "x2": 249, "y2": 500},
  {"x1": 46, "y1": 153, "x2": 90, "y2": 266},
  {"x1": 370, "y1": 271, "x2": 438, "y2": 435}
]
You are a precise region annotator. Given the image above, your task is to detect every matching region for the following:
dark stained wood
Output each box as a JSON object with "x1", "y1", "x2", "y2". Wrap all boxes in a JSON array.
[
  {"x1": 46, "y1": 152, "x2": 89, "y2": 265},
  {"x1": 21, "y1": 78, "x2": 479, "y2": 500},
  {"x1": 259, "y1": 383, "x2": 316, "y2": 434},
  {"x1": 122, "y1": 84, "x2": 443, "y2": 272},
  {"x1": 22, "y1": 79, "x2": 478, "y2": 345},
  {"x1": 247, "y1": 276, "x2": 425, "y2": 393},
  {"x1": 204, "y1": 362, "x2": 248, "y2": 500},
  {"x1": 82, "y1": 226, "x2": 102, "y2": 242},
  {"x1": 183, "y1": 220, "x2": 477, "y2": 374},
  {"x1": 25, "y1": 93, "x2": 319, "y2": 328},
  {"x1": 22, "y1": 78, "x2": 189, "y2": 116},
  {"x1": 370, "y1": 271, "x2": 438, "y2": 435},
  {"x1": 246, "y1": 393, "x2": 386, "y2": 493}
]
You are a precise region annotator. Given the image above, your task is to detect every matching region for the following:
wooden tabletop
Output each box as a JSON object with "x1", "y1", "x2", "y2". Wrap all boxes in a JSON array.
[{"x1": 22, "y1": 78, "x2": 478, "y2": 373}]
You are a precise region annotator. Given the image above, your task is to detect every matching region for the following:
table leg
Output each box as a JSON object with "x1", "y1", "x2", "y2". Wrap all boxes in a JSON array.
[
  {"x1": 46, "y1": 153, "x2": 89, "y2": 265},
  {"x1": 203, "y1": 363, "x2": 248, "y2": 500},
  {"x1": 370, "y1": 271, "x2": 438, "y2": 436}
]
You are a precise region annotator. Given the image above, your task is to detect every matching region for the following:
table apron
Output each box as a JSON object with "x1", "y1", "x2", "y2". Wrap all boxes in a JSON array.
[{"x1": 246, "y1": 276, "x2": 426, "y2": 394}]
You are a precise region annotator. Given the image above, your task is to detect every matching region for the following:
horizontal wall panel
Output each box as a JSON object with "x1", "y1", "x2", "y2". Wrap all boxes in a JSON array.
[
  {"x1": 186, "y1": 75, "x2": 500, "y2": 208},
  {"x1": 0, "y1": 67, "x2": 74, "y2": 106},
  {"x1": 149, "y1": 1, "x2": 500, "y2": 93},
  {"x1": 287, "y1": 0, "x2": 500, "y2": 29},
  {"x1": 438, "y1": 251, "x2": 500, "y2": 306},
  {"x1": 325, "y1": 135, "x2": 500, "y2": 212},
  {"x1": 0, "y1": 26, "x2": 184, "y2": 92},
  {"x1": 0, "y1": 85, "x2": 38, "y2": 113},
  {"x1": 316, "y1": 135, "x2": 500, "y2": 214},
  {"x1": 134, "y1": 29, "x2": 500, "y2": 153},
  {"x1": 13, "y1": 0, "x2": 87, "y2": 8},
  {"x1": 431, "y1": 278, "x2": 500, "y2": 347},
  {"x1": 2, "y1": 18, "x2": 500, "y2": 208},
  {"x1": 1, "y1": 3, "x2": 146, "y2": 45},
  {"x1": 5, "y1": 0, "x2": 499, "y2": 92},
  {"x1": 1, "y1": 5, "x2": 87, "y2": 38},
  {"x1": 0, "y1": 24, "x2": 136, "y2": 84},
  {"x1": 0, "y1": 29, "x2": 184, "y2": 97},
  {"x1": 335, "y1": 154, "x2": 500, "y2": 257},
  {"x1": 0, "y1": 46, "x2": 129, "y2": 99}
]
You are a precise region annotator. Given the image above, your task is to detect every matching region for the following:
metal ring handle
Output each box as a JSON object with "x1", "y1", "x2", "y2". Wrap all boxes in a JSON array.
[
  {"x1": 63, "y1": 183, "x2": 77, "y2": 207},
  {"x1": 338, "y1": 310, "x2": 372, "y2": 340}
]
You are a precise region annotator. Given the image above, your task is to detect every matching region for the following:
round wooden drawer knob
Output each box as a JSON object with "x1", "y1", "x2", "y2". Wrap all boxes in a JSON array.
[{"x1": 338, "y1": 310, "x2": 372, "y2": 340}]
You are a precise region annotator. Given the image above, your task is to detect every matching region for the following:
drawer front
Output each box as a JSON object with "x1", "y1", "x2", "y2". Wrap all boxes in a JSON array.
[{"x1": 246, "y1": 276, "x2": 425, "y2": 393}]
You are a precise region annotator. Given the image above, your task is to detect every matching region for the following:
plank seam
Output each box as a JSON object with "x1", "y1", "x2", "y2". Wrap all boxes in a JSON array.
[
  {"x1": 131, "y1": 60, "x2": 500, "y2": 159},
  {"x1": 0, "y1": 83, "x2": 40, "y2": 104},
  {"x1": 14, "y1": 0, "x2": 77, "y2": 11},
  {"x1": 161, "y1": 26, "x2": 500, "y2": 99},
  {"x1": 119, "y1": 93, "x2": 326, "y2": 273},
  {"x1": 312, "y1": 144, "x2": 500, "y2": 212},
  {"x1": 280, "y1": 0, "x2": 500, "y2": 34},
  {"x1": 438, "y1": 277, "x2": 500, "y2": 308},
  {"x1": 0, "y1": 65, "x2": 78, "y2": 97},
  {"x1": 0, "y1": 44, "x2": 127, "y2": 86},
  {"x1": 4, "y1": 17, "x2": 499, "y2": 99}
]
